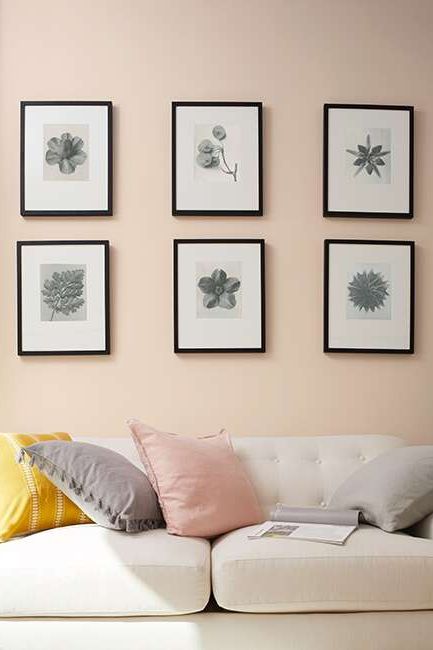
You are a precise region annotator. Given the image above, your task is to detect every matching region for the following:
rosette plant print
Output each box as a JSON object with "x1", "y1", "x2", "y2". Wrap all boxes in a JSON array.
[
  {"x1": 198, "y1": 268, "x2": 241, "y2": 310},
  {"x1": 324, "y1": 240, "x2": 414, "y2": 353},
  {"x1": 348, "y1": 269, "x2": 389, "y2": 313},
  {"x1": 45, "y1": 132, "x2": 87, "y2": 175},
  {"x1": 196, "y1": 125, "x2": 238, "y2": 181},
  {"x1": 346, "y1": 134, "x2": 390, "y2": 178}
]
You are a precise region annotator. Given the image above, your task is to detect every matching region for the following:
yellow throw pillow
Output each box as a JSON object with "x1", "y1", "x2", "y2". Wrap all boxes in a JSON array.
[{"x1": 0, "y1": 433, "x2": 91, "y2": 542}]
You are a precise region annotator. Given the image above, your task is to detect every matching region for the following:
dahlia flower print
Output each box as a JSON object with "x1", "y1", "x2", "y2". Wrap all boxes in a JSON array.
[
  {"x1": 196, "y1": 262, "x2": 242, "y2": 319},
  {"x1": 43, "y1": 124, "x2": 89, "y2": 181},
  {"x1": 40, "y1": 263, "x2": 87, "y2": 322},
  {"x1": 195, "y1": 124, "x2": 238, "y2": 182},
  {"x1": 345, "y1": 128, "x2": 391, "y2": 184},
  {"x1": 347, "y1": 265, "x2": 391, "y2": 321}
]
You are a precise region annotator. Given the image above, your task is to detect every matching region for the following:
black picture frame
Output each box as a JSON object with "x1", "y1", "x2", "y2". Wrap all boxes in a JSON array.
[
  {"x1": 324, "y1": 239, "x2": 415, "y2": 354},
  {"x1": 17, "y1": 240, "x2": 110, "y2": 356},
  {"x1": 20, "y1": 101, "x2": 113, "y2": 217},
  {"x1": 172, "y1": 102, "x2": 263, "y2": 216},
  {"x1": 174, "y1": 239, "x2": 265, "y2": 353},
  {"x1": 323, "y1": 104, "x2": 414, "y2": 219}
]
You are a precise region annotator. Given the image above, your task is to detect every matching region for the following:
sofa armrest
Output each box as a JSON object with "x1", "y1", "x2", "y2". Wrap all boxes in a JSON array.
[{"x1": 410, "y1": 513, "x2": 433, "y2": 540}]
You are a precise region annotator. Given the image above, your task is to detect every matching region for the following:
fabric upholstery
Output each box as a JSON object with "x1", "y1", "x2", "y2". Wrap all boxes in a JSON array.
[
  {"x1": 78, "y1": 436, "x2": 143, "y2": 469},
  {"x1": 410, "y1": 512, "x2": 433, "y2": 540},
  {"x1": 20, "y1": 441, "x2": 163, "y2": 533},
  {"x1": 77, "y1": 434, "x2": 404, "y2": 516},
  {"x1": 2, "y1": 433, "x2": 421, "y2": 621},
  {"x1": 128, "y1": 420, "x2": 263, "y2": 537},
  {"x1": 0, "y1": 524, "x2": 210, "y2": 616},
  {"x1": 0, "y1": 433, "x2": 90, "y2": 543},
  {"x1": 2, "y1": 612, "x2": 433, "y2": 650},
  {"x1": 211, "y1": 524, "x2": 433, "y2": 613},
  {"x1": 329, "y1": 445, "x2": 433, "y2": 531},
  {"x1": 230, "y1": 434, "x2": 404, "y2": 516}
]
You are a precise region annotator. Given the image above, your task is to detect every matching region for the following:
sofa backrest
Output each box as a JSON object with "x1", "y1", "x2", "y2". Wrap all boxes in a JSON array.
[
  {"x1": 77, "y1": 434, "x2": 405, "y2": 517},
  {"x1": 231, "y1": 435, "x2": 404, "y2": 516}
]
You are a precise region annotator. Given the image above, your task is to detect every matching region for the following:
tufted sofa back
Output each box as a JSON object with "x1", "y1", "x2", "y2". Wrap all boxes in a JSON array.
[
  {"x1": 232, "y1": 435, "x2": 404, "y2": 516},
  {"x1": 77, "y1": 434, "x2": 405, "y2": 517}
]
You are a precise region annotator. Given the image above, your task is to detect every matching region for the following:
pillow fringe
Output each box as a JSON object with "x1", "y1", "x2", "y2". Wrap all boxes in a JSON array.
[
  {"x1": 125, "y1": 518, "x2": 161, "y2": 533},
  {"x1": 16, "y1": 449, "x2": 26, "y2": 464}
]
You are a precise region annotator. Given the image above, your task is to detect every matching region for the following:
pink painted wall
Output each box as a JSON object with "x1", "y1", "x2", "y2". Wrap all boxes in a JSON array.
[{"x1": 1, "y1": 0, "x2": 432, "y2": 440}]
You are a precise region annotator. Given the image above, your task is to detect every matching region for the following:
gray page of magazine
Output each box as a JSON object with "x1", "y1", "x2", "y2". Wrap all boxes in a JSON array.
[{"x1": 271, "y1": 504, "x2": 360, "y2": 526}]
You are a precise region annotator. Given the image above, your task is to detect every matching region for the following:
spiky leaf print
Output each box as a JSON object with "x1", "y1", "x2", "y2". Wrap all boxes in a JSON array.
[
  {"x1": 348, "y1": 269, "x2": 389, "y2": 313},
  {"x1": 346, "y1": 133, "x2": 390, "y2": 178}
]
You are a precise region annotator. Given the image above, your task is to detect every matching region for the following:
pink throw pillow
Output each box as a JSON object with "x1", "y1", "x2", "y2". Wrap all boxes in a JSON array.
[{"x1": 128, "y1": 419, "x2": 263, "y2": 538}]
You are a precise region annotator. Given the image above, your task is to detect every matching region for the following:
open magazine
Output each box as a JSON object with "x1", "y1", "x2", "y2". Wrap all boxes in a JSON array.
[{"x1": 248, "y1": 504, "x2": 361, "y2": 545}]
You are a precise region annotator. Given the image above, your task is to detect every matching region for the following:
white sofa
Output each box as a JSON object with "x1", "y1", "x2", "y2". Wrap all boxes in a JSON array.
[{"x1": 1, "y1": 434, "x2": 433, "y2": 650}]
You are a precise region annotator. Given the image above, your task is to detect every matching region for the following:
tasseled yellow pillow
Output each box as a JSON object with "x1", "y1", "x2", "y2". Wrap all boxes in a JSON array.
[{"x1": 0, "y1": 433, "x2": 91, "y2": 542}]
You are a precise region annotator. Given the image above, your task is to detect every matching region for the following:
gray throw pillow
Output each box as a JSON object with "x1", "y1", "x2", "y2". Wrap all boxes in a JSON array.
[
  {"x1": 329, "y1": 446, "x2": 433, "y2": 532},
  {"x1": 19, "y1": 441, "x2": 163, "y2": 533}
]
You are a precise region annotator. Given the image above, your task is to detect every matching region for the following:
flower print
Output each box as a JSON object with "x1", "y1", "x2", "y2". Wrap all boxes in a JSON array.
[
  {"x1": 195, "y1": 125, "x2": 237, "y2": 181},
  {"x1": 197, "y1": 139, "x2": 215, "y2": 154},
  {"x1": 196, "y1": 152, "x2": 220, "y2": 168},
  {"x1": 212, "y1": 125, "x2": 226, "y2": 141},
  {"x1": 346, "y1": 134, "x2": 390, "y2": 178},
  {"x1": 45, "y1": 132, "x2": 87, "y2": 175},
  {"x1": 198, "y1": 268, "x2": 241, "y2": 309}
]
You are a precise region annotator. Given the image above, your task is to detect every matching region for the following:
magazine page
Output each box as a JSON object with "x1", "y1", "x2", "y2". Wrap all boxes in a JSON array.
[
  {"x1": 271, "y1": 504, "x2": 360, "y2": 527},
  {"x1": 248, "y1": 520, "x2": 356, "y2": 545}
]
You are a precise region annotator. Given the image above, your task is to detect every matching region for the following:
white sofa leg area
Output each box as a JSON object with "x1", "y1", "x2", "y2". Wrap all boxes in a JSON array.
[{"x1": 1, "y1": 611, "x2": 433, "y2": 650}]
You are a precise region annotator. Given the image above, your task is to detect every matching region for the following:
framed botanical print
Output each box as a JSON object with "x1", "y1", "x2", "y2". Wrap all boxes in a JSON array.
[
  {"x1": 21, "y1": 101, "x2": 112, "y2": 216},
  {"x1": 324, "y1": 240, "x2": 414, "y2": 353},
  {"x1": 172, "y1": 102, "x2": 263, "y2": 216},
  {"x1": 174, "y1": 239, "x2": 265, "y2": 352},
  {"x1": 323, "y1": 104, "x2": 413, "y2": 218},
  {"x1": 17, "y1": 240, "x2": 110, "y2": 355}
]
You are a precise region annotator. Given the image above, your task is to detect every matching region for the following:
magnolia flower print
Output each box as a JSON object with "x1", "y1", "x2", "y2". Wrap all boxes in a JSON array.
[
  {"x1": 198, "y1": 268, "x2": 241, "y2": 309},
  {"x1": 196, "y1": 125, "x2": 238, "y2": 181},
  {"x1": 45, "y1": 132, "x2": 87, "y2": 175},
  {"x1": 346, "y1": 134, "x2": 390, "y2": 178}
]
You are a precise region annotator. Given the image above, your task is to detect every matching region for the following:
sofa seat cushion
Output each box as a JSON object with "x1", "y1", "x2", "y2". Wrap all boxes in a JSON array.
[
  {"x1": 0, "y1": 524, "x2": 210, "y2": 617},
  {"x1": 211, "y1": 525, "x2": 433, "y2": 613}
]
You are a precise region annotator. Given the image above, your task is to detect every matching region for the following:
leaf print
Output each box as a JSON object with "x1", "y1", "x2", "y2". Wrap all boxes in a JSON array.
[{"x1": 41, "y1": 268, "x2": 85, "y2": 321}]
